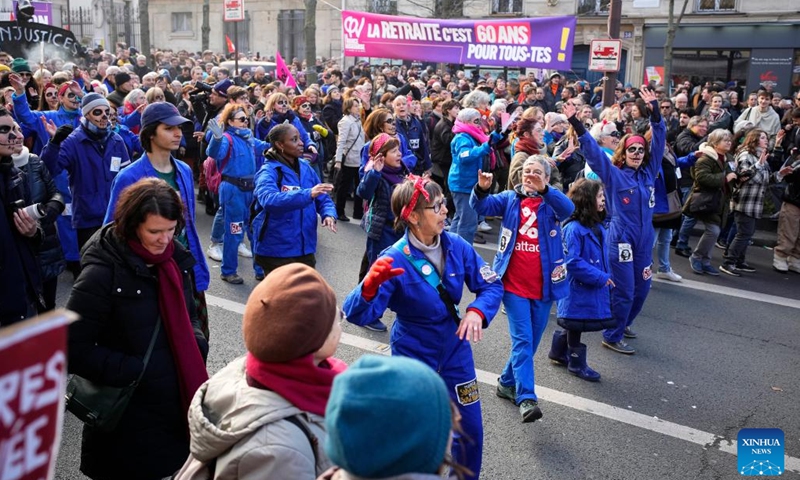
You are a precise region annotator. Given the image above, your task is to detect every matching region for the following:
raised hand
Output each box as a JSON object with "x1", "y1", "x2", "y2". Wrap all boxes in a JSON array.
[
  {"x1": 361, "y1": 257, "x2": 405, "y2": 301},
  {"x1": 8, "y1": 73, "x2": 25, "y2": 95},
  {"x1": 41, "y1": 117, "x2": 57, "y2": 138},
  {"x1": 477, "y1": 169, "x2": 493, "y2": 190},
  {"x1": 562, "y1": 102, "x2": 577, "y2": 119},
  {"x1": 639, "y1": 88, "x2": 658, "y2": 105},
  {"x1": 207, "y1": 119, "x2": 223, "y2": 139}
]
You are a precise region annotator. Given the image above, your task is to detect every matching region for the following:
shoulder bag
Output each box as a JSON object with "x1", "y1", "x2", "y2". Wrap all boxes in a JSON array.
[
  {"x1": 65, "y1": 319, "x2": 161, "y2": 432},
  {"x1": 688, "y1": 188, "x2": 722, "y2": 216}
]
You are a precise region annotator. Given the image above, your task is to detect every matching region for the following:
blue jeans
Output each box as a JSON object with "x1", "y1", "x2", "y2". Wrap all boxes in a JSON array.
[
  {"x1": 653, "y1": 227, "x2": 673, "y2": 272},
  {"x1": 451, "y1": 191, "x2": 478, "y2": 244},
  {"x1": 499, "y1": 292, "x2": 552, "y2": 403},
  {"x1": 676, "y1": 187, "x2": 696, "y2": 248}
]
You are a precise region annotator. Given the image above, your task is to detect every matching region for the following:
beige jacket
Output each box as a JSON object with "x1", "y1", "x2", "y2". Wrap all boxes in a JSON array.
[{"x1": 174, "y1": 356, "x2": 331, "y2": 480}]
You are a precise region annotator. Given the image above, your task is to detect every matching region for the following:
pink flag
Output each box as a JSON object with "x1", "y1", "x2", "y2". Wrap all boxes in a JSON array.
[{"x1": 275, "y1": 51, "x2": 298, "y2": 89}]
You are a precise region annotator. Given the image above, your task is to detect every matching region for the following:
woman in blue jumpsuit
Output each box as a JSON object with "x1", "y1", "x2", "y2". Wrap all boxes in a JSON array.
[
  {"x1": 471, "y1": 156, "x2": 574, "y2": 422},
  {"x1": 562, "y1": 89, "x2": 666, "y2": 355},
  {"x1": 344, "y1": 176, "x2": 503, "y2": 480},
  {"x1": 206, "y1": 103, "x2": 270, "y2": 284}
]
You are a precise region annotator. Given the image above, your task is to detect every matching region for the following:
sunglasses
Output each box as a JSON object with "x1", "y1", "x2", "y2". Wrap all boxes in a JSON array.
[
  {"x1": 609, "y1": 131, "x2": 623, "y2": 138},
  {"x1": 384, "y1": 118, "x2": 395, "y2": 125},
  {"x1": 424, "y1": 199, "x2": 446, "y2": 214},
  {"x1": 660, "y1": 106, "x2": 672, "y2": 110},
  {"x1": 233, "y1": 116, "x2": 249, "y2": 124},
  {"x1": 91, "y1": 108, "x2": 110, "y2": 117},
  {"x1": 626, "y1": 146, "x2": 645, "y2": 154}
]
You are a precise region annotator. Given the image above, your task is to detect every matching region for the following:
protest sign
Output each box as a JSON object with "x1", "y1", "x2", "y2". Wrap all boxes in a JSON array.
[
  {"x1": 342, "y1": 11, "x2": 576, "y2": 69},
  {"x1": 0, "y1": 310, "x2": 76, "y2": 480}
]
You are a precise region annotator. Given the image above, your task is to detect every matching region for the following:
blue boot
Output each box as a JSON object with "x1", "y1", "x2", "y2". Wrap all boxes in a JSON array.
[
  {"x1": 567, "y1": 344, "x2": 601, "y2": 382},
  {"x1": 548, "y1": 330, "x2": 569, "y2": 367}
]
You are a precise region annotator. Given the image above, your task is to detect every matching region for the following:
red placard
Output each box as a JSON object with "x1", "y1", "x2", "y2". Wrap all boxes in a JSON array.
[{"x1": 0, "y1": 310, "x2": 75, "y2": 480}]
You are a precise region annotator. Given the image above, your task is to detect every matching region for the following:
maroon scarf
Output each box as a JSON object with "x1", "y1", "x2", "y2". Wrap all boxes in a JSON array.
[
  {"x1": 245, "y1": 352, "x2": 347, "y2": 416},
  {"x1": 515, "y1": 136, "x2": 541, "y2": 156},
  {"x1": 126, "y1": 239, "x2": 209, "y2": 415}
]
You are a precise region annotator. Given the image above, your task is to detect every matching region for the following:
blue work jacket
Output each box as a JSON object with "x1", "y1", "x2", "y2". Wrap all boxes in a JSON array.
[
  {"x1": 206, "y1": 128, "x2": 270, "y2": 178},
  {"x1": 470, "y1": 186, "x2": 574, "y2": 303},
  {"x1": 103, "y1": 154, "x2": 210, "y2": 291},
  {"x1": 556, "y1": 220, "x2": 612, "y2": 320},
  {"x1": 449, "y1": 133, "x2": 491, "y2": 194}
]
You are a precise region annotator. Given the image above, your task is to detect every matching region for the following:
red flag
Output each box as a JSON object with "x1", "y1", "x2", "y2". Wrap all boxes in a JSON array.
[
  {"x1": 275, "y1": 51, "x2": 297, "y2": 89},
  {"x1": 225, "y1": 35, "x2": 236, "y2": 54}
]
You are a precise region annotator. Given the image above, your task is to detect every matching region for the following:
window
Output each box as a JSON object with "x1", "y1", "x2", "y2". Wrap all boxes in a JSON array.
[
  {"x1": 577, "y1": 0, "x2": 610, "y2": 15},
  {"x1": 171, "y1": 12, "x2": 192, "y2": 33},
  {"x1": 435, "y1": 0, "x2": 464, "y2": 18},
  {"x1": 369, "y1": 0, "x2": 398, "y2": 14},
  {"x1": 492, "y1": 0, "x2": 522, "y2": 14},
  {"x1": 278, "y1": 10, "x2": 305, "y2": 63},
  {"x1": 696, "y1": 0, "x2": 735, "y2": 12},
  {"x1": 223, "y1": 11, "x2": 251, "y2": 53}
]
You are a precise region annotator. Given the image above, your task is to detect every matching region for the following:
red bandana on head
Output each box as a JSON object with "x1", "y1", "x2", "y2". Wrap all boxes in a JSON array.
[{"x1": 400, "y1": 175, "x2": 431, "y2": 222}]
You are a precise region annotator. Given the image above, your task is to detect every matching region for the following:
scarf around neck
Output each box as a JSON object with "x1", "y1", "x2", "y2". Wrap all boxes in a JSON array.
[
  {"x1": 273, "y1": 110, "x2": 296, "y2": 124},
  {"x1": 245, "y1": 352, "x2": 347, "y2": 416},
  {"x1": 452, "y1": 119, "x2": 489, "y2": 143},
  {"x1": 380, "y1": 162, "x2": 406, "y2": 186},
  {"x1": 126, "y1": 239, "x2": 208, "y2": 416},
  {"x1": 80, "y1": 117, "x2": 112, "y2": 141},
  {"x1": 515, "y1": 136, "x2": 540, "y2": 156}
]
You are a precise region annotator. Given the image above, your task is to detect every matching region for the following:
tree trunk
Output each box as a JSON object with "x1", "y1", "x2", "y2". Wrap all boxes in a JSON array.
[
  {"x1": 202, "y1": 0, "x2": 210, "y2": 51},
  {"x1": 304, "y1": 0, "x2": 318, "y2": 86},
  {"x1": 663, "y1": 0, "x2": 689, "y2": 92},
  {"x1": 139, "y1": 0, "x2": 151, "y2": 66}
]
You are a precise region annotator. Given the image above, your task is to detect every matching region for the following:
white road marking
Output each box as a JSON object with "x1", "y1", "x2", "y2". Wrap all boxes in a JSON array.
[
  {"x1": 471, "y1": 243, "x2": 800, "y2": 310},
  {"x1": 206, "y1": 293, "x2": 799, "y2": 473}
]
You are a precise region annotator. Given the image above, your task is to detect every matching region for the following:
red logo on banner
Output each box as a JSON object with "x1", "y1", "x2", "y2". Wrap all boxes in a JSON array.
[{"x1": 759, "y1": 71, "x2": 778, "y2": 83}]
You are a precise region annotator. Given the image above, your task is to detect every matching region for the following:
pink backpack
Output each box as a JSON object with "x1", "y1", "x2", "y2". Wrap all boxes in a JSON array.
[{"x1": 203, "y1": 133, "x2": 233, "y2": 194}]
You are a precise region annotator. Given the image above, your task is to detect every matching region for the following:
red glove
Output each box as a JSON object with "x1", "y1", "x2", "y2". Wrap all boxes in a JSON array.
[{"x1": 362, "y1": 257, "x2": 405, "y2": 301}]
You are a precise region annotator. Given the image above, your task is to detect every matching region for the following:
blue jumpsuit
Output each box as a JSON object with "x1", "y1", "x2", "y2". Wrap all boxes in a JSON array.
[
  {"x1": 206, "y1": 128, "x2": 269, "y2": 277},
  {"x1": 471, "y1": 186, "x2": 574, "y2": 404},
  {"x1": 343, "y1": 231, "x2": 503, "y2": 480},
  {"x1": 576, "y1": 107, "x2": 666, "y2": 343}
]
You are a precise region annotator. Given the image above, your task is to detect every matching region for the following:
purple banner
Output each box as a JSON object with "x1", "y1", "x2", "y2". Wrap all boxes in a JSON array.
[
  {"x1": 342, "y1": 11, "x2": 576, "y2": 69},
  {"x1": 12, "y1": 1, "x2": 53, "y2": 25}
]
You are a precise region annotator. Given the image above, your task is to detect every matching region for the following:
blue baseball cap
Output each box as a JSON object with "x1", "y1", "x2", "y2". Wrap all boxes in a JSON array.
[{"x1": 141, "y1": 102, "x2": 190, "y2": 129}]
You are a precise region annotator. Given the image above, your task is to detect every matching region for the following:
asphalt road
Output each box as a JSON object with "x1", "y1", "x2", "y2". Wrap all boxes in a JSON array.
[{"x1": 53, "y1": 204, "x2": 800, "y2": 480}]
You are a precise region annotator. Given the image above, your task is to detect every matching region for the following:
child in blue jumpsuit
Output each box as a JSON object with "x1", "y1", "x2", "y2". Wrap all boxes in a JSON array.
[
  {"x1": 563, "y1": 89, "x2": 666, "y2": 355},
  {"x1": 206, "y1": 104, "x2": 270, "y2": 284},
  {"x1": 471, "y1": 156, "x2": 574, "y2": 422},
  {"x1": 344, "y1": 176, "x2": 503, "y2": 480}
]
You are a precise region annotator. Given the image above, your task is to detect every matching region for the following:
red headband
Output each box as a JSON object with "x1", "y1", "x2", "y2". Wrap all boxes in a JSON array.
[
  {"x1": 624, "y1": 135, "x2": 645, "y2": 149},
  {"x1": 400, "y1": 175, "x2": 431, "y2": 222},
  {"x1": 57, "y1": 81, "x2": 77, "y2": 97},
  {"x1": 370, "y1": 133, "x2": 390, "y2": 157}
]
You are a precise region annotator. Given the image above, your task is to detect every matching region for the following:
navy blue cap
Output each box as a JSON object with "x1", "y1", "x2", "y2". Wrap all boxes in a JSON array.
[
  {"x1": 213, "y1": 78, "x2": 233, "y2": 97},
  {"x1": 141, "y1": 102, "x2": 190, "y2": 129}
]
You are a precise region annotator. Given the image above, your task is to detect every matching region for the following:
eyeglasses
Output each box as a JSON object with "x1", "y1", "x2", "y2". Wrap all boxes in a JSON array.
[
  {"x1": 384, "y1": 118, "x2": 395, "y2": 125},
  {"x1": 660, "y1": 106, "x2": 672, "y2": 110},
  {"x1": 471, "y1": 118, "x2": 482, "y2": 125},
  {"x1": 626, "y1": 146, "x2": 645, "y2": 154},
  {"x1": 424, "y1": 199, "x2": 446, "y2": 214},
  {"x1": 233, "y1": 116, "x2": 249, "y2": 124},
  {"x1": 91, "y1": 108, "x2": 110, "y2": 117},
  {"x1": 609, "y1": 131, "x2": 623, "y2": 138}
]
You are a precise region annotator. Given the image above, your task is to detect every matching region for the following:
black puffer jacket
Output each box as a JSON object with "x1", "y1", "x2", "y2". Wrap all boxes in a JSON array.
[{"x1": 66, "y1": 223, "x2": 208, "y2": 480}]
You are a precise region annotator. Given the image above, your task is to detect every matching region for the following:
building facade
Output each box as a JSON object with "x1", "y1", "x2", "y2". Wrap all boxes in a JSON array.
[{"x1": 148, "y1": 0, "x2": 800, "y2": 94}]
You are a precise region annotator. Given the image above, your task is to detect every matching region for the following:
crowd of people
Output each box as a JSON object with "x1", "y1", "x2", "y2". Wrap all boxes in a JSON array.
[{"x1": 1, "y1": 42, "x2": 799, "y2": 480}]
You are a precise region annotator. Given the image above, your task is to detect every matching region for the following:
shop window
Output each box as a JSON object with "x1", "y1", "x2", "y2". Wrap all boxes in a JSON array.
[
  {"x1": 695, "y1": 0, "x2": 736, "y2": 12},
  {"x1": 577, "y1": 0, "x2": 610, "y2": 15},
  {"x1": 278, "y1": 10, "x2": 305, "y2": 62},
  {"x1": 171, "y1": 12, "x2": 192, "y2": 33},
  {"x1": 492, "y1": 0, "x2": 523, "y2": 15},
  {"x1": 369, "y1": 0, "x2": 398, "y2": 14}
]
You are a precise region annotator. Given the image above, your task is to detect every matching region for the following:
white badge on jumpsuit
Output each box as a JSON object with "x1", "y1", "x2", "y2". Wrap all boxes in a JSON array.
[
  {"x1": 618, "y1": 243, "x2": 633, "y2": 263},
  {"x1": 499, "y1": 227, "x2": 512, "y2": 253},
  {"x1": 110, "y1": 156, "x2": 122, "y2": 172},
  {"x1": 648, "y1": 186, "x2": 656, "y2": 208}
]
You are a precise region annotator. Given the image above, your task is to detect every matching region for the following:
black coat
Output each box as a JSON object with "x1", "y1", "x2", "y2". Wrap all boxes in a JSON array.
[
  {"x1": 66, "y1": 223, "x2": 208, "y2": 480},
  {"x1": 430, "y1": 116, "x2": 455, "y2": 179}
]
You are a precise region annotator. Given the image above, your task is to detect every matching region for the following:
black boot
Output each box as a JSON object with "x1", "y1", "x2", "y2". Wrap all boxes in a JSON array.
[{"x1": 548, "y1": 330, "x2": 569, "y2": 366}]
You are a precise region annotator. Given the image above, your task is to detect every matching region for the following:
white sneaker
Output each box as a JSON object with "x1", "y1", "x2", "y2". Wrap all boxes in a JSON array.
[
  {"x1": 478, "y1": 221, "x2": 492, "y2": 232},
  {"x1": 773, "y1": 255, "x2": 789, "y2": 272},
  {"x1": 207, "y1": 243, "x2": 223, "y2": 262},
  {"x1": 656, "y1": 269, "x2": 682, "y2": 282},
  {"x1": 788, "y1": 257, "x2": 800, "y2": 274},
  {"x1": 238, "y1": 242, "x2": 253, "y2": 258}
]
